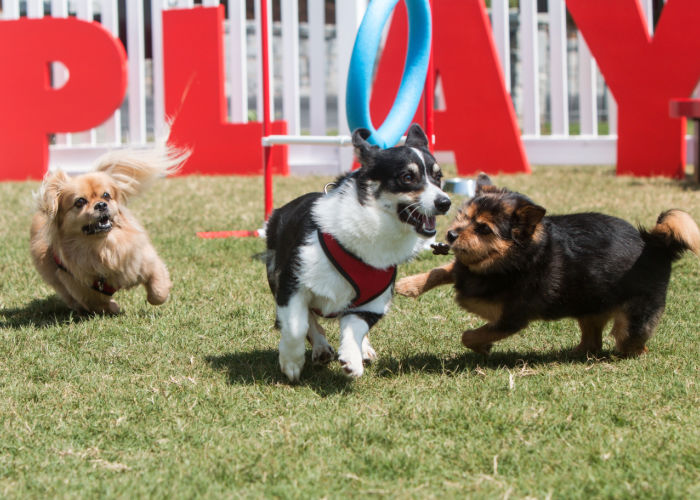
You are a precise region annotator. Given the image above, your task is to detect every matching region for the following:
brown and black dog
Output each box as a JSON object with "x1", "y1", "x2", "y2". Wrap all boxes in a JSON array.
[{"x1": 396, "y1": 174, "x2": 700, "y2": 357}]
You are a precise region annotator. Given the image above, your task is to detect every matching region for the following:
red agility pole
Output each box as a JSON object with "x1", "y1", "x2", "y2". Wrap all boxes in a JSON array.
[
  {"x1": 260, "y1": 0, "x2": 274, "y2": 220},
  {"x1": 197, "y1": 0, "x2": 272, "y2": 239}
]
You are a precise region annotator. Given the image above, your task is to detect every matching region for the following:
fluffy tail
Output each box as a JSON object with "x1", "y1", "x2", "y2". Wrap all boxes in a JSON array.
[
  {"x1": 642, "y1": 209, "x2": 700, "y2": 261},
  {"x1": 94, "y1": 144, "x2": 189, "y2": 201}
]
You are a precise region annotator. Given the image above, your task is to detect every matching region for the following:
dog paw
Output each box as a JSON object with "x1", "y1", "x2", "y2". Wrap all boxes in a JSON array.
[
  {"x1": 280, "y1": 357, "x2": 304, "y2": 382},
  {"x1": 361, "y1": 337, "x2": 378, "y2": 364},
  {"x1": 395, "y1": 277, "x2": 422, "y2": 298},
  {"x1": 106, "y1": 301, "x2": 121, "y2": 315},
  {"x1": 279, "y1": 344, "x2": 305, "y2": 382},
  {"x1": 147, "y1": 292, "x2": 169, "y2": 306},
  {"x1": 571, "y1": 342, "x2": 602, "y2": 356},
  {"x1": 462, "y1": 333, "x2": 492, "y2": 354},
  {"x1": 338, "y1": 353, "x2": 364, "y2": 378},
  {"x1": 312, "y1": 343, "x2": 336, "y2": 365},
  {"x1": 467, "y1": 343, "x2": 493, "y2": 355}
]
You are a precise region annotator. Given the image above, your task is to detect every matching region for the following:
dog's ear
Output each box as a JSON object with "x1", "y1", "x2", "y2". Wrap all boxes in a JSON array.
[
  {"x1": 352, "y1": 128, "x2": 379, "y2": 167},
  {"x1": 475, "y1": 173, "x2": 493, "y2": 194},
  {"x1": 475, "y1": 173, "x2": 507, "y2": 195},
  {"x1": 404, "y1": 123, "x2": 429, "y2": 149},
  {"x1": 512, "y1": 199, "x2": 546, "y2": 241},
  {"x1": 35, "y1": 170, "x2": 69, "y2": 221}
]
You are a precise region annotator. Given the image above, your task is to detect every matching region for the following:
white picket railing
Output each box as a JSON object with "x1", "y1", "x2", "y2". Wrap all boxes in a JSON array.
[{"x1": 1, "y1": 0, "x2": 693, "y2": 175}]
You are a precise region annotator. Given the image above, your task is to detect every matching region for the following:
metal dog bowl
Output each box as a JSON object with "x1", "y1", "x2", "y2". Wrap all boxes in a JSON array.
[{"x1": 443, "y1": 178, "x2": 475, "y2": 197}]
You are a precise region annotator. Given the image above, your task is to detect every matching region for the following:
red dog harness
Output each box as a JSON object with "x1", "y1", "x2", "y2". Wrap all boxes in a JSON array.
[
  {"x1": 53, "y1": 253, "x2": 119, "y2": 296},
  {"x1": 315, "y1": 230, "x2": 396, "y2": 317}
]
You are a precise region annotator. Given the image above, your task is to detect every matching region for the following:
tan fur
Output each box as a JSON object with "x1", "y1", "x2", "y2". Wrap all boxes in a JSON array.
[
  {"x1": 652, "y1": 209, "x2": 700, "y2": 256},
  {"x1": 456, "y1": 297, "x2": 503, "y2": 324},
  {"x1": 30, "y1": 145, "x2": 187, "y2": 314},
  {"x1": 394, "y1": 262, "x2": 455, "y2": 298}
]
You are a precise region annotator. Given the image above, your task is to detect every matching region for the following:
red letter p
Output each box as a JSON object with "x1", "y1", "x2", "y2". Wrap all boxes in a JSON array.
[{"x1": 0, "y1": 17, "x2": 127, "y2": 180}]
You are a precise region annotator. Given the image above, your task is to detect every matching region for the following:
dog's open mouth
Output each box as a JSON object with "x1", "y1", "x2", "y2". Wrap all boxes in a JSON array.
[
  {"x1": 82, "y1": 215, "x2": 113, "y2": 235},
  {"x1": 397, "y1": 204, "x2": 437, "y2": 236}
]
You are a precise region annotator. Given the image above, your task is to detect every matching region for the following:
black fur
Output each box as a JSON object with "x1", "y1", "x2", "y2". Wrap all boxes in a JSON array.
[
  {"x1": 265, "y1": 192, "x2": 321, "y2": 307},
  {"x1": 452, "y1": 212, "x2": 671, "y2": 331},
  {"x1": 348, "y1": 311, "x2": 384, "y2": 329}
]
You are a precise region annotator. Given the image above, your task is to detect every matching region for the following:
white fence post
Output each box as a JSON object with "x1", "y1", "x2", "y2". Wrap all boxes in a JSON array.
[
  {"x1": 491, "y1": 0, "x2": 511, "y2": 93},
  {"x1": 2, "y1": 0, "x2": 20, "y2": 19},
  {"x1": 549, "y1": 0, "x2": 568, "y2": 136},
  {"x1": 520, "y1": 0, "x2": 540, "y2": 136},
  {"x1": 308, "y1": 0, "x2": 327, "y2": 135},
  {"x1": 101, "y1": 0, "x2": 122, "y2": 145},
  {"x1": 228, "y1": 0, "x2": 248, "y2": 123},
  {"x1": 75, "y1": 0, "x2": 97, "y2": 145},
  {"x1": 126, "y1": 0, "x2": 146, "y2": 144},
  {"x1": 282, "y1": 0, "x2": 301, "y2": 135},
  {"x1": 151, "y1": 0, "x2": 166, "y2": 139},
  {"x1": 577, "y1": 33, "x2": 598, "y2": 136}
]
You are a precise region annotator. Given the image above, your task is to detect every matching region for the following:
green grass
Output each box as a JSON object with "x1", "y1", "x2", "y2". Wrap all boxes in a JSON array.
[{"x1": 1, "y1": 166, "x2": 699, "y2": 498}]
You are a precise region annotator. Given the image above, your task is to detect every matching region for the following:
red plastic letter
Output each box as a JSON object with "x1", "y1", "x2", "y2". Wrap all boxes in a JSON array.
[
  {"x1": 163, "y1": 6, "x2": 287, "y2": 175},
  {"x1": 371, "y1": 0, "x2": 529, "y2": 175},
  {"x1": 567, "y1": 0, "x2": 700, "y2": 178},
  {"x1": 0, "y1": 18, "x2": 127, "y2": 180}
]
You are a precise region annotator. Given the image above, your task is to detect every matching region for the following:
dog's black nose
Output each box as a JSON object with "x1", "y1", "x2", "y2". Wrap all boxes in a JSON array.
[
  {"x1": 446, "y1": 230, "x2": 458, "y2": 244},
  {"x1": 94, "y1": 201, "x2": 108, "y2": 212},
  {"x1": 434, "y1": 195, "x2": 451, "y2": 213}
]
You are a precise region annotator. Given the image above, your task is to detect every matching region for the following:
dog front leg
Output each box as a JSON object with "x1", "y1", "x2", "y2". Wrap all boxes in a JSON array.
[
  {"x1": 395, "y1": 262, "x2": 455, "y2": 298},
  {"x1": 143, "y1": 252, "x2": 172, "y2": 306},
  {"x1": 338, "y1": 314, "x2": 370, "y2": 378},
  {"x1": 461, "y1": 322, "x2": 524, "y2": 354},
  {"x1": 277, "y1": 292, "x2": 310, "y2": 382}
]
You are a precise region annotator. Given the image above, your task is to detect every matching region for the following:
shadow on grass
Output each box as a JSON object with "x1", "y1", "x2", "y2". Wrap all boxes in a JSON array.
[
  {"x1": 205, "y1": 350, "x2": 355, "y2": 396},
  {"x1": 373, "y1": 348, "x2": 617, "y2": 377},
  {"x1": 0, "y1": 296, "x2": 87, "y2": 329}
]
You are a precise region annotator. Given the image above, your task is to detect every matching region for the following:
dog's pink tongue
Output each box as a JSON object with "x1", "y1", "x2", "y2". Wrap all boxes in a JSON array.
[{"x1": 423, "y1": 215, "x2": 436, "y2": 231}]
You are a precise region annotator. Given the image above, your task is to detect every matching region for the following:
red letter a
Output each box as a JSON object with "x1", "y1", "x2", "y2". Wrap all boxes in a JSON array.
[{"x1": 371, "y1": 0, "x2": 529, "y2": 175}]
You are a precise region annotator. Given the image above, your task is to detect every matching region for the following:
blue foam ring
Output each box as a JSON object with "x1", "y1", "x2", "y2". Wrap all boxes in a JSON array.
[{"x1": 346, "y1": 0, "x2": 432, "y2": 149}]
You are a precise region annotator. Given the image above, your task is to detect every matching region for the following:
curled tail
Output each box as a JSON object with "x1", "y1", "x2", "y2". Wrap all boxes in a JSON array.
[{"x1": 642, "y1": 209, "x2": 700, "y2": 261}]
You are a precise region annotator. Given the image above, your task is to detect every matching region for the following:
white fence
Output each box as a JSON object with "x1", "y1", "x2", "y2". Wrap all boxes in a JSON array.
[{"x1": 1, "y1": 0, "x2": 693, "y2": 174}]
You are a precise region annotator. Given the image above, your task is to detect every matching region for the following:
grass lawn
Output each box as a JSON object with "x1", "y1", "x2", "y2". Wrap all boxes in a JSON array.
[{"x1": 1, "y1": 165, "x2": 699, "y2": 498}]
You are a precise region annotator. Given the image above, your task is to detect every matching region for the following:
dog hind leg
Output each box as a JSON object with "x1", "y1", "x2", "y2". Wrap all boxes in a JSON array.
[
  {"x1": 611, "y1": 302, "x2": 664, "y2": 357},
  {"x1": 308, "y1": 314, "x2": 336, "y2": 365},
  {"x1": 277, "y1": 292, "x2": 310, "y2": 382}
]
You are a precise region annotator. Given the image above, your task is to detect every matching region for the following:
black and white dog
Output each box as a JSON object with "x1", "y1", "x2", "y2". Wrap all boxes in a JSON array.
[{"x1": 264, "y1": 124, "x2": 451, "y2": 381}]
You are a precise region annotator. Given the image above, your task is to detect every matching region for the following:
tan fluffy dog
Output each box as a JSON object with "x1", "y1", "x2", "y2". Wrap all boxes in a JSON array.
[{"x1": 30, "y1": 146, "x2": 186, "y2": 314}]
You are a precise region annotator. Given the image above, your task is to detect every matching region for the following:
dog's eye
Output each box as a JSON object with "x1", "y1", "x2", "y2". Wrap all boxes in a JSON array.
[
  {"x1": 400, "y1": 172, "x2": 415, "y2": 184},
  {"x1": 102, "y1": 192, "x2": 111, "y2": 200},
  {"x1": 474, "y1": 223, "x2": 492, "y2": 235},
  {"x1": 74, "y1": 198, "x2": 87, "y2": 208}
]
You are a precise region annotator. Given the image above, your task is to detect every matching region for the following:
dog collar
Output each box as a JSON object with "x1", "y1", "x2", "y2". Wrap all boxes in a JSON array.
[
  {"x1": 316, "y1": 230, "x2": 396, "y2": 317},
  {"x1": 53, "y1": 253, "x2": 119, "y2": 296}
]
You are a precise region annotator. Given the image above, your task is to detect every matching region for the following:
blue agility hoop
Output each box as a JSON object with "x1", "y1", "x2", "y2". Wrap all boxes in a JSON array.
[{"x1": 346, "y1": 0, "x2": 432, "y2": 149}]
